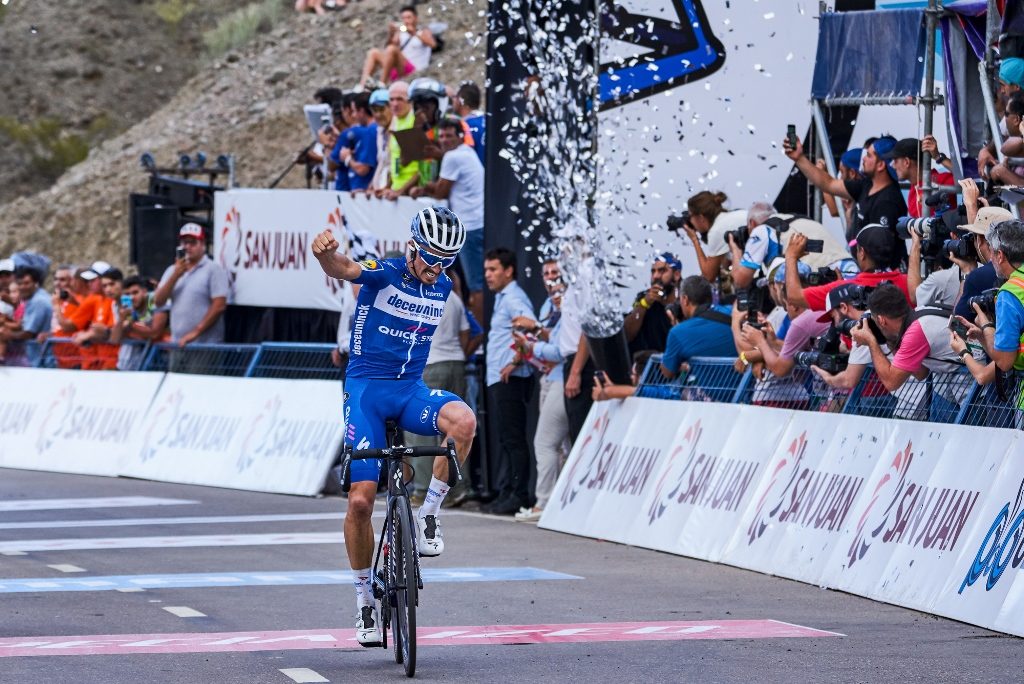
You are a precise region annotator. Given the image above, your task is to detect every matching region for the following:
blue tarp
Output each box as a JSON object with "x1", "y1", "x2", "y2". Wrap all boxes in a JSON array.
[{"x1": 811, "y1": 8, "x2": 926, "y2": 99}]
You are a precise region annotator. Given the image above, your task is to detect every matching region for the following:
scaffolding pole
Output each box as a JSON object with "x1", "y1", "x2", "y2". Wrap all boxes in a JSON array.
[{"x1": 921, "y1": 0, "x2": 939, "y2": 217}]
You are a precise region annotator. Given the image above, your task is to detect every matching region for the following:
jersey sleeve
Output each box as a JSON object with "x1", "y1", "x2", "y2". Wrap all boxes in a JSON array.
[{"x1": 352, "y1": 259, "x2": 392, "y2": 287}]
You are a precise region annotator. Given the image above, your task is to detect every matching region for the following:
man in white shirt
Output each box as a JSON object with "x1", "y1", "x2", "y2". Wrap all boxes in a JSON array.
[{"x1": 411, "y1": 116, "x2": 485, "y2": 321}]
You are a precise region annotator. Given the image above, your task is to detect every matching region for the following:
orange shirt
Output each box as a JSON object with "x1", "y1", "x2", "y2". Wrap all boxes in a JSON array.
[
  {"x1": 69, "y1": 293, "x2": 102, "y2": 332},
  {"x1": 91, "y1": 297, "x2": 119, "y2": 370}
]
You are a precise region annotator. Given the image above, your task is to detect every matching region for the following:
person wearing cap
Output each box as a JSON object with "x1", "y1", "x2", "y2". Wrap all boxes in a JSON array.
[
  {"x1": 819, "y1": 149, "x2": 863, "y2": 225},
  {"x1": 0, "y1": 266, "x2": 52, "y2": 367},
  {"x1": 625, "y1": 252, "x2": 683, "y2": 355},
  {"x1": 785, "y1": 225, "x2": 909, "y2": 312},
  {"x1": 380, "y1": 81, "x2": 420, "y2": 200},
  {"x1": 883, "y1": 137, "x2": 955, "y2": 218},
  {"x1": 851, "y1": 284, "x2": 963, "y2": 408},
  {"x1": 659, "y1": 275, "x2": 736, "y2": 378},
  {"x1": 732, "y1": 202, "x2": 856, "y2": 291},
  {"x1": 49, "y1": 266, "x2": 104, "y2": 368},
  {"x1": 954, "y1": 206, "x2": 1012, "y2": 321},
  {"x1": 367, "y1": 88, "x2": 394, "y2": 192},
  {"x1": 154, "y1": 223, "x2": 229, "y2": 348},
  {"x1": 737, "y1": 268, "x2": 829, "y2": 409},
  {"x1": 784, "y1": 133, "x2": 907, "y2": 241}
]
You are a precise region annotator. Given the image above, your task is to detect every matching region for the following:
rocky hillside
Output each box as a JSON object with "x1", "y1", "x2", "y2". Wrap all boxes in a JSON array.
[{"x1": 0, "y1": 0, "x2": 487, "y2": 269}]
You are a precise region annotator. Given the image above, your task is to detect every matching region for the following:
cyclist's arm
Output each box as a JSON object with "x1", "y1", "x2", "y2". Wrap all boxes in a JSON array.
[{"x1": 312, "y1": 229, "x2": 363, "y2": 281}]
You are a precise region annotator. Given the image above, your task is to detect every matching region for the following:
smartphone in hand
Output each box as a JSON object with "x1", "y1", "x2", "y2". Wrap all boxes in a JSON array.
[{"x1": 786, "y1": 124, "x2": 798, "y2": 149}]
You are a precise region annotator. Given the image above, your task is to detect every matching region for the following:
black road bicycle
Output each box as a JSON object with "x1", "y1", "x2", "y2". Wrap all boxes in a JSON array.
[{"x1": 340, "y1": 420, "x2": 461, "y2": 678}]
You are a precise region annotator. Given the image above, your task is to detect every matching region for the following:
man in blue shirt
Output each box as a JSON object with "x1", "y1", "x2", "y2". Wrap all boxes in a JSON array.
[
  {"x1": 977, "y1": 219, "x2": 1024, "y2": 374},
  {"x1": 455, "y1": 81, "x2": 486, "y2": 166},
  {"x1": 483, "y1": 247, "x2": 535, "y2": 515},
  {"x1": 660, "y1": 275, "x2": 737, "y2": 377},
  {"x1": 338, "y1": 93, "x2": 378, "y2": 192},
  {"x1": 2, "y1": 267, "x2": 52, "y2": 366}
]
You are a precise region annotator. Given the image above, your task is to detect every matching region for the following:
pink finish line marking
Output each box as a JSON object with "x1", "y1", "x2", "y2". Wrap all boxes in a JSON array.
[{"x1": 0, "y1": 620, "x2": 841, "y2": 657}]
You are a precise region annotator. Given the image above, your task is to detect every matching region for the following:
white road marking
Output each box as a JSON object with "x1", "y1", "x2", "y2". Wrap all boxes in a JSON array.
[
  {"x1": 0, "y1": 532, "x2": 345, "y2": 553},
  {"x1": 116, "y1": 588, "x2": 145, "y2": 593},
  {"x1": 0, "y1": 551, "x2": 26, "y2": 556},
  {"x1": 46, "y1": 564, "x2": 86, "y2": 573},
  {"x1": 279, "y1": 668, "x2": 329, "y2": 683},
  {"x1": 0, "y1": 497, "x2": 198, "y2": 512},
  {"x1": 0, "y1": 511, "x2": 391, "y2": 530},
  {"x1": 162, "y1": 606, "x2": 206, "y2": 618}
]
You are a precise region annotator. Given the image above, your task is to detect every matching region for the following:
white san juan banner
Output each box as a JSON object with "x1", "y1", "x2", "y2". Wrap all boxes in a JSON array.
[
  {"x1": 0, "y1": 367, "x2": 163, "y2": 477},
  {"x1": 541, "y1": 398, "x2": 1024, "y2": 638},
  {"x1": 121, "y1": 373, "x2": 344, "y2": 496},
  {"x1": 213, "y1": 190, "x2": 439, "y2": 311}
]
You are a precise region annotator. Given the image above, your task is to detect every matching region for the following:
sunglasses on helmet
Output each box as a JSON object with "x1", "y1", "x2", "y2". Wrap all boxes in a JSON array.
[{"x1": 417, "y1": 246, "x2": 458, "y2": 269}]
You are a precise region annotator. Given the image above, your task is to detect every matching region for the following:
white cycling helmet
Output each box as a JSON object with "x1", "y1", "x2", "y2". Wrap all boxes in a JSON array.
[{"x1": 411, "y1": 206, "x2": 466, "y2": 255}]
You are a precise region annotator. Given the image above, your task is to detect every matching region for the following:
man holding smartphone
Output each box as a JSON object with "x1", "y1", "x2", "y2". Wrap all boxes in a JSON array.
[{"x1": 154, "y1": 223, "x2": 229, "y2": 348}]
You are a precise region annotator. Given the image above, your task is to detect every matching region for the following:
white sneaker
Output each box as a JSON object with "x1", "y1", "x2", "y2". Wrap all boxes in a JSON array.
[
  {"x1": 514, "y1": 507, "x2": 543, "y2": 522},
  {"x1": 418, "y1": 514, "x2": 444, "y2": 557},
  {"x1": 356, "y1": 605, "x2": 382, "y2": 646}
]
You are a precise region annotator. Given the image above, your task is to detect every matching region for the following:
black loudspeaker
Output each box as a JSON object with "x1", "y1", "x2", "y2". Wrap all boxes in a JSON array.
[
  {"x1": 148, "y1": 175, "x2": 220, "y2": 210},
  {"x1": 130, "y1": 195, "x2": 180, "y2": 280}
]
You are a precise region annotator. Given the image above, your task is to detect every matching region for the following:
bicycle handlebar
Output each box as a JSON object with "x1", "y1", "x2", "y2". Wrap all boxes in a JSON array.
[
  {"x1": 350, "y1": 446, "x2": 449, "y2": 460},
  {"x1": 337, "y1": 438, "x2": 462, "y2": 493}
]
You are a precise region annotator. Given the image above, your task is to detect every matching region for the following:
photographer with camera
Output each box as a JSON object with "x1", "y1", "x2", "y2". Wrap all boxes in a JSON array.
[
  {"x1": 679, "y1": 191, "x2": 748, "y2": 282},
  {"x1": 851, "y1": 283, "x2": 967, "y2": 418},
  {"x1": 732, "y1": 205, "x2": 856, "y2": 291},
  {"x1": 904, "y1": 210, "x2": 978, "y2": 309},
  {"x1": 972, "y1": 219, "x2": 1024, "y2": 374},
  {"x1": 785, "y1": 225, "x2": 908, "y2": 312},
  {"x1": 625, "y1": 252, "x2": 681, "y2": 354},
  {"x1": 659, "y1": 276, "x2": 736, "y2": 379},
  {"x1": 954, "y1": 206, "x2": 1013, "y2": 321}
]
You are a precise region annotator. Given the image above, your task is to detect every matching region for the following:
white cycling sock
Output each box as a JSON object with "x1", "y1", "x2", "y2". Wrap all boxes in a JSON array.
[
  {"x1": 419, "y1": 476, "x2": 450, "y2": 518},
  {"x1": 353, "y1": 567, "x2": 373, "y2": 610}
]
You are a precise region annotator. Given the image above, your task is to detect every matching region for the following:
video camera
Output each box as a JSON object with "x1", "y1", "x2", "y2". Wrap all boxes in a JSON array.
[{"x1": 794, "y1": 327, "x2": 849, "y2": 374}]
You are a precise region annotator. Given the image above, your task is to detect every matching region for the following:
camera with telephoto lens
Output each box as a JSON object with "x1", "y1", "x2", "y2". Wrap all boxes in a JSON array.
[
  {"x1": 942, "y1": 232, "x2": 978, "y2": 262},
  {"x1": 666, "y1": 211, "x2": 691, "y2": 232},
  {"x1": 968, "y1": 288, "x2": 999, "y2": 320},
  {"x1": 805, "y1": 267, "x2": 840, "y2": 287},
  {"x1": 724, "y1": 226, "x2": 750, "y2": 250},
  {"x1": 794, "y1": 327, "x2": 849, "y2": 374},
  {"x1": 835, "y1": 313, "x2": 888, "y2": 346},
  {"x1": 896, "y1": 215, "x2": 949, "y2": 260}
]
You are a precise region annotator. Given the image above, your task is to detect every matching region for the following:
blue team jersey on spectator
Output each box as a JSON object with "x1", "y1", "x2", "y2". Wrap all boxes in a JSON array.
[
  {"x1": 465, "y1": 114, "x2": 486, "y2": 166},
  {"x1": 346, "y1": 257, "x2": 453, "y2": 380},
  {"x1": 347, "y1": 123, "x2": 378, "y2": 191},
  {"x1": 330, "y1": 126, "x2": 360, "y2": 191},
  {"x1": 660, "y1": 305, "x2": 737, "y2": 375}
]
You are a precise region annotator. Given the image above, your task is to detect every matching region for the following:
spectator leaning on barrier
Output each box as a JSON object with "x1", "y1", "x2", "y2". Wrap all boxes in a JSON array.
[
  {"x1": 593, "y1": 349, "x2": 655, "y2": 401},
  {"x1": 682, "y1": 191, "x2": 748, "y2": 282},
  {"x1": 732, "y1": 206, "x2": 857, "y2": 290},
  {"x1": 382, "y1": 81, "x2": 420, "y2": 200},
  {"x1": 785, "y1": 134, "x2": 907, "y2": 241},
  {"x1": 483, "y1": 247, "x2": 536, "y2": 516},
  {"x1": 625, "y1": 252, "x2": 681, "y2": 355},
  {"x1": 785, "y1": 226, "x2": 908, "y2": 312},
  {"x1": 454, "y1": 81, "x2": 486, "y2": 166},
  {"x1": 659, "y1": 276, "x2": 736, "y2": 378},
  {"x1": 331, "y1": 92, "x2": 378, "y2": 193},
  {"x1": 71, "y1": 267, "x2": 124, "y2": 370},
  {"x1": 368, "y1": 89, "x2": 393, "y2": 192},
  {"x1": 410, "y1": 115, "x2": 485, "y2": 322},
  {"x1": 955, "y1": 206, "x2": 1012, "y2": 322},
  {"x1": 976, "y1": 219, "x2": 1024, "y2": 373},
  {"x1": 154, "y1": 223, "x2": 229, "y2": 347},
  {"x1": 852, "y1": 283, "x2": 962, "y2": 396},
  {"x1": 110, "y1": 275, "x2": 169, "y2": 371},
  {"x1": 0, "y1": 266, "x2": 51, "y2": 367}
]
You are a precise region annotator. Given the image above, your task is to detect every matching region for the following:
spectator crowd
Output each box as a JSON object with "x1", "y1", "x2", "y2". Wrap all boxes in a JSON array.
[{"x1": 10, "y1": 11, "x2": 1024, "y2": 525}]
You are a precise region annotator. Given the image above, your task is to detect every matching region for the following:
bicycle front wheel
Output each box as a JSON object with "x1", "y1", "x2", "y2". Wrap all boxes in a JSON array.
[{"x1": 392, "y1": 496, "x2": 418, "y2": 676}]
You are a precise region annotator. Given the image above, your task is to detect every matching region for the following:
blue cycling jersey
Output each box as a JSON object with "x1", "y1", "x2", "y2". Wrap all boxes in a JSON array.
[{"x1": 346, "y1": 257, "x2": 453, "y2": 380}]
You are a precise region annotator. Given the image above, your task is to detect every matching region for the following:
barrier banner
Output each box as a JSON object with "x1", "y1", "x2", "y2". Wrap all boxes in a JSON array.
[
  {"x1": 0, "y1": 367, "x2": 163, "y2": 477},
  {"x1": 214, "y1": 190, "x2": 436, "y2": 311},
  {"x1": 543, "y1": 397, "x2": 1024, "y2": 638},
  {"x1": 121, "y1": 374, "x2": 343, "y2": 496}
]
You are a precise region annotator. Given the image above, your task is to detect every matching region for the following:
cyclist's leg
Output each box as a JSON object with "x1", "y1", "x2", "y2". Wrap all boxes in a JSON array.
[{"x1": 343, "y1": 377, "x2": 387, "y2": 641}]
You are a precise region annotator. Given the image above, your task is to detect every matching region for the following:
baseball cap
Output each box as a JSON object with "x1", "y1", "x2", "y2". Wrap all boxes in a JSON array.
[
  {"x1": 1000, "y1": 57, "x2": 1024, "y2": 89},
  {"x1": 839, "y1": 148, "x2": 862, "y2": 171},
  {"x1": 772, "y1": 259, "x2": 811, "y2": 284},
  {"x1": 880, "y1": 137, "x2": 920, "y2": 161},
  {"x1": 657, "y1": 252, "x2": 682, "y2": 271},
  {"x1": 369, "y1": 88, "x2": 390, "y2": 107},
  {"x1": 77, "y1": 267, "x2": 98, "y2": 282},
  {"x1": 816, "y1": 283, "x2": 865, "y2": 322},
  {"x1": 959, "y1": 206, "x2": 1013, "y2": 237},
  {"x1": 90, "y1": 260, "x2": 112, "y2": 277},
  {"x1": 179, "y1": 222, "x2": 205, "y2": 240},
  {"x1": 0, "y1": 258, "x2": 13, "y2": 274},
  {"x1": 851, "y1": 224, "x2": 897, "y2": 265}
]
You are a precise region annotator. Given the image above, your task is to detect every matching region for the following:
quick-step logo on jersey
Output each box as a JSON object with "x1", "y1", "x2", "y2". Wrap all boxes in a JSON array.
[{"x1": 373, "y1": 285, "x2": 445, "y2": 325}]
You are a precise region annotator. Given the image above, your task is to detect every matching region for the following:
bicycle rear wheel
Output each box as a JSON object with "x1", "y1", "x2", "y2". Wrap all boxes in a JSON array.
[{"x1": 392, "y1": 496, "x2": 417, "y2": 676}]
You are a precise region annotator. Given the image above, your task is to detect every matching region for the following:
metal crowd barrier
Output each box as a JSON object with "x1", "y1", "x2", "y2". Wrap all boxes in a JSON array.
[
  {"x1": 140, "y1": 343, "x2": 261, "y2": 376},
  {"x1": 635, "y1": 354, "x2": 1024, "y2": 430},
  {"x1": 245, "y1": 342, "x2": 341, "y2": 380}
]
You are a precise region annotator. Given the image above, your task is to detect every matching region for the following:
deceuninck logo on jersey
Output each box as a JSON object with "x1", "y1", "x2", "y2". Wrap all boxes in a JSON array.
[{"x1": 373, "y1": 285, "x2": 445, "y2": 326}]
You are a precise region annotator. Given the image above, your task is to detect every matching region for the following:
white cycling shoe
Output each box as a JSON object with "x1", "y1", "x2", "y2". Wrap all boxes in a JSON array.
[
  {"x1": 417, "y1": 514, "x2": 444, "y2": 557},
  {"x1": 356, "y1": 605, "x2": 382, "y2": 646}
]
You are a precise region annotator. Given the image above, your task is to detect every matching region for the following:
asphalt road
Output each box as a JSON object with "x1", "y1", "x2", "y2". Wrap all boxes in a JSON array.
[{"x1": 0, "y1": 467, "x2": 1020, "y2": 684}]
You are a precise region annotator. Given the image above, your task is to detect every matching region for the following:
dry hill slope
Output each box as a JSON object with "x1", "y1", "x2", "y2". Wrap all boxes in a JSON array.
[{"x1": 0, "y1": 0, "x2": 487, "y2": 269}]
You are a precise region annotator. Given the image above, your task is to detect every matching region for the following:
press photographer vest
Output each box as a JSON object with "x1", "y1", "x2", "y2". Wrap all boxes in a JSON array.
[{"x1": 998, "y1": 267, "x2": 1024, "y2": 371}]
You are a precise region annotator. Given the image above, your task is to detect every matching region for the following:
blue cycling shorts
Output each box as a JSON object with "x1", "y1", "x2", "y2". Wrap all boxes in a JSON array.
[{"x1": 343, "y1": 376, "x2": 461, "y2": 483}]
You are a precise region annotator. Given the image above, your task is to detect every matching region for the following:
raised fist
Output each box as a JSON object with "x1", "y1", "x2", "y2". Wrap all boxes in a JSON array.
[{"x1": 312, "y1": 229, "x2": 340, "y2": 257}]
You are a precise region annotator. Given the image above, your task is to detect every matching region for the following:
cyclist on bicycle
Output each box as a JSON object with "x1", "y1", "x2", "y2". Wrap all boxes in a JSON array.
[{"x1": 312, "y1": 205, "x2": 477, "y2": 646}]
